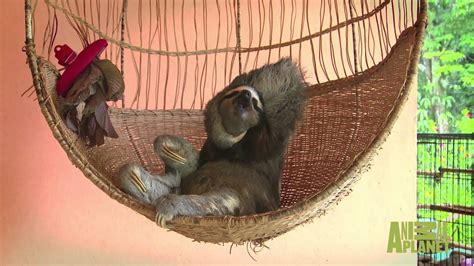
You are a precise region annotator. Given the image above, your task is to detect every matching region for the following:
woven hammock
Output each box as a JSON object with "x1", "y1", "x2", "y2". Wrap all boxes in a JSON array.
[{"x1": 25, "y1": 0, "x2": 426, "y2": 244}]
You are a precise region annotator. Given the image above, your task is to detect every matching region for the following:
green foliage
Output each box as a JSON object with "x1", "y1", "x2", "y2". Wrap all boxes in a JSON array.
[
  {"x1": 416, "y1": 1, "x2": 473, "y2": 252},
  {"x1": 417, "y1": 0, "x2": 474, "y2": 133},
  {"x1": 457, "y1": 109, "x2": 474, "y2": 133}
]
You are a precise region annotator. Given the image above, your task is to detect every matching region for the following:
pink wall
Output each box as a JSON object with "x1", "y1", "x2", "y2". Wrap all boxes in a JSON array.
[{"x1": 1, "y1": 0, "x2": 416, "y2": 264}]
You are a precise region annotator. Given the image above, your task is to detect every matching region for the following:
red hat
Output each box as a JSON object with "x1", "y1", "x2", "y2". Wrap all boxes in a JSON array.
[{"x1": 54, "y1": 39, "x2": 108, "y2": 96}]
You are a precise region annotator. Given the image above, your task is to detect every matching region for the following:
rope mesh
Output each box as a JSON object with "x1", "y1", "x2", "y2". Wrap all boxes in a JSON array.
[{"x1": 41, "y1": 0, "x2": 417, "y2": 110}]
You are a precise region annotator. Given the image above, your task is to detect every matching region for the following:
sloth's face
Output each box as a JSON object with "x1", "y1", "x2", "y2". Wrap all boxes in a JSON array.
[{"x1": 219, "y1": 86, "x2": 263, "y2": 137}]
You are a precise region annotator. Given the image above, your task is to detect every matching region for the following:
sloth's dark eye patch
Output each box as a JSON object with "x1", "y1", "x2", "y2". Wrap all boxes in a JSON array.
[
  {"x1": 252, "y1": 98, "x2": 262, "y2": 110},
  {"x1": 223, "y1": 91, "x2": 239, "y2": 99}
]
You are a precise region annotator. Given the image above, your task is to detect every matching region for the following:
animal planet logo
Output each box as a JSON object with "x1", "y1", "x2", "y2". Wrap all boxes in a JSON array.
[{"x1": 387, "y1": 221, "x2": 451, "y2": 253}]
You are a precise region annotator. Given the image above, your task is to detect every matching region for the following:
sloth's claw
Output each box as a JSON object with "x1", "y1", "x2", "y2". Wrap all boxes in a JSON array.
[
  {"x1": 129, "y1": 170, "x2": 147, "y2": 193},
  {"x1": 155, "y1": 212, "x2": 174, "y2": 229},
  {"x1": 155, "y1": 209, "x2": 175, "y2": 229},
  {"x1": 154, "y1": 135, "x2": 199, "y2": 177},
  {"x1": 160, "y1": 145, "x2": 187, "y2": 164}
]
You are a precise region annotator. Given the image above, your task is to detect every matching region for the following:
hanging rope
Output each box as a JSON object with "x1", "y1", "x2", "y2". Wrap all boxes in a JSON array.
[
  {"x1": 235, "y1": 0, "x2": 242, "y2": 74},
  {"x1": 349, "y1": 0, "x2": 358, "y2": 73},
  {"x1": 120, "y1": 0, "x2": 127, "y2": 108}
]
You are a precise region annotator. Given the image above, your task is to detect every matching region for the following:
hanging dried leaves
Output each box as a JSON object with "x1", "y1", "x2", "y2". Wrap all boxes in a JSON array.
[{"x1": 60, "y1": 59, "x2": 124, "y2": 146}]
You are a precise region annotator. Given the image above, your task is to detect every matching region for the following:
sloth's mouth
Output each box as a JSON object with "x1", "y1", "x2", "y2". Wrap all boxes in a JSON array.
[{"x1": 237, "y1": 99, "x2": 251, "y2": 110}]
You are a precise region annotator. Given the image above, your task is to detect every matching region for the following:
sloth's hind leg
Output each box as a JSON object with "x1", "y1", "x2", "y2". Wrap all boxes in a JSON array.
[
  {"x1": 154, "y1": 189, "x2": 242, "y2": 228},
  {"x1": 154, "y1": 135, "x2": 199, "y2": 177},
  {"x1": 115, "y1": 163, "x2": 180, "y2": 205}
]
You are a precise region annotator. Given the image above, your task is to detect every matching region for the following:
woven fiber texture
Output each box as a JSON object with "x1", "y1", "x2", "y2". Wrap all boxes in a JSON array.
[{"x1": 25, "y1": 0, "x2": 427, "y2": 244}]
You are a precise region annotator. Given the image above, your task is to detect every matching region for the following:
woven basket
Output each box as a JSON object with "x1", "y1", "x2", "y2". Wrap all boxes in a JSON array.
[{"x1": 24, "y1": 0, "x2": 427, "y2": 244}]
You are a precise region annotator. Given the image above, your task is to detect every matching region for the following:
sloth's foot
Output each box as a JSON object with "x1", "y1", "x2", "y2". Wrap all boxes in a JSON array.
[
  {"x1": 115, "y1": 163, "x2": 173, "y2": 205},
  {"x1": 154, "y1": 135, "x2": 199, "y2": 177},
  {"x1": 155, "y1": 194, "x2": 180, "y2": 228}
]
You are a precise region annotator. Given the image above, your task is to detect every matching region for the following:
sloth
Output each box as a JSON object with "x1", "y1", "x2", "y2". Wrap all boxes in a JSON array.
[{"x1": 115, "y1": 58, "x2": 306, "y2": 227}]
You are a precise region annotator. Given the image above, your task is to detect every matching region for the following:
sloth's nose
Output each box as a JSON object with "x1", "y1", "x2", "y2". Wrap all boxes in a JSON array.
[
  {"x1": 240, "y1": 90, "x2": 251, "y2": 101},
  {"x1": 237, "y1": 90, "x2": 252, "y2": 108}
]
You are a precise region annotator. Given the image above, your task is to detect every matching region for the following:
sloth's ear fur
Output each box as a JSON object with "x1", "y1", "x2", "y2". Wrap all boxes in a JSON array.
[{"x1": 204, "y1": 58, "x2": 307, "y2": 153}]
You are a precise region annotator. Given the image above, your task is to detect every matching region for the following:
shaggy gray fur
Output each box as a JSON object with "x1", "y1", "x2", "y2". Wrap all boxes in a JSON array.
[{"x1": 115, "y1": 58, "x2": 306, "y2": 227}]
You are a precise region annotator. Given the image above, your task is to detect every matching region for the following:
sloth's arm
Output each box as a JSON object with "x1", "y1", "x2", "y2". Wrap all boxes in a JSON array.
[
  {"x1": 261, "y1": 79, "x2": 306, "y2": 137},
  {"x1": 245, "y1": 58, "x2": 306, "y2": 137}
]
